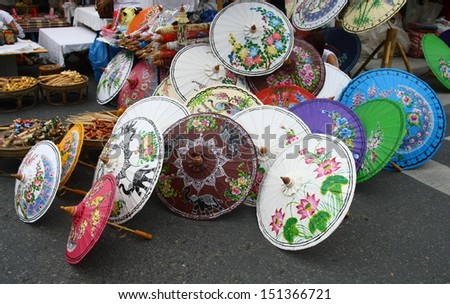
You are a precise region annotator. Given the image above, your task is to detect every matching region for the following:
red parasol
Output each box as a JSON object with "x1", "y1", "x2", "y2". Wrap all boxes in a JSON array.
[{"x1": 255, "y1": 84, "x2": 315, "y2": 108}]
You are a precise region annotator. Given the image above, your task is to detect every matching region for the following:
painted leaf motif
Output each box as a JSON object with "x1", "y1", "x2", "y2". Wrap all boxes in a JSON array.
[
  {"x1": 308, "y1": 211, "x2": 331, "y2": 234},
  {"x1": 283, "y1": 217, "x2": 300, "y2": 244},
  {"x1": 320, "y1": 175, "x2": 349, "y2": 196}
]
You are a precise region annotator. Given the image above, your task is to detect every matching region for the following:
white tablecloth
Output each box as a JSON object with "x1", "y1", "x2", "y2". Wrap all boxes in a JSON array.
[
  {"x1": 38, "y1": 27, "x2": 97, "y2": 66},
  {"x1": 73, "y1": 5, "x2": 110, "y2": 31},
  {"x1": 0, "y1": 39, "x2": 45, "y2": 55}
]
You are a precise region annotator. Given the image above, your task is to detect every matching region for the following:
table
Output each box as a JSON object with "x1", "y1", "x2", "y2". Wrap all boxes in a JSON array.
[
  {"x1": 16, "y1": 17, "x2": 71, "y2": 34},
  {"x1": 0, "y1": 39, "x2": 47, "y2": 76},
  {"x1": 73, "y1": 5, "x2": 110, "y2": 32},
  {"x1": 38, "y1": 27, "x2": 97, "y2": 67}
]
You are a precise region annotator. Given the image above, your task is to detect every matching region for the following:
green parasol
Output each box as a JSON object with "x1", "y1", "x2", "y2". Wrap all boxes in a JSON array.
[
  {"x1": 422, "y1": 34, "x2": 450, "y2": 90},
  {"x1": 353, "y1": 98, "x2": 406, "y2": 183}
]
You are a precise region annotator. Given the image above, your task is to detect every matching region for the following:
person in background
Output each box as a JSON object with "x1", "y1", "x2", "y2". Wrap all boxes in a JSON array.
[
  {"x1": 0, "y1": 9, "x2": 25, "y2": 39},
  {"x1": 304, "y1": 30, "x2": 340, "y2": 69}
]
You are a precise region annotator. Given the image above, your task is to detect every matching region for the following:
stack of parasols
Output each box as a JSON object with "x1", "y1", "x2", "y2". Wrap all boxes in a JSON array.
[{"x1": 4, "y1": 1, "x2": 448, "y2": 262}]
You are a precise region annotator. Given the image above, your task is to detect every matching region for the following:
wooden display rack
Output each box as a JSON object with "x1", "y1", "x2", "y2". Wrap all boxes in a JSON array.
[{"x1": 40, "y1": 75, "x2": 89, "y2": 105}]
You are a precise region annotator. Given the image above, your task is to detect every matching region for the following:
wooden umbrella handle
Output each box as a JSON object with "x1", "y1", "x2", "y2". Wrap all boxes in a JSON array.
[
  {"x1": 59, "y1": 186, "x2": 88, "y2": 196},
  {"x1": 107, "y1": 222, "x2": 153, "y2": 240}
]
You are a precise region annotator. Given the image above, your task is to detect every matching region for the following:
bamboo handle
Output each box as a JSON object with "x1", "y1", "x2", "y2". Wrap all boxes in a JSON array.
[
  {"x1": 390, "y1": 161, "x2": 402, "y2": 172},
  {"x1": 107, "y1": 222, "x2": 153, "y2": 240},
  {"x1": 59, "y1": 186, "x2": 88, "y2": 196}
]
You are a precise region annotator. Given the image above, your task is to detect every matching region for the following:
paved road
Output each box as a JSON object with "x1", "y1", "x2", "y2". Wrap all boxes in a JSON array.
[{"x1": 0, "y1": 58, "x2": 449, "y2": 284}]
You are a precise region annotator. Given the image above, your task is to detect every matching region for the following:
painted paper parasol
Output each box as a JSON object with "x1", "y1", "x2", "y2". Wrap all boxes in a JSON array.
[
  {"x1": 58, "y1": 123, "x2": 84, "y2": 189},
  {"x1": 290, "y1": 98, "x2": 367, "y2": 171},
  {"x1": 246, "y1": 37, "x2": 326, "y2": 96},
  {"x1": 317, "y1": 63, "x2": 351, "y2": 99},
  {"x1": 94, "y1": 117, "x2": 164, "y2": 223},
  {"x1": 117, "y1": 60, "x2": 159, "y2": 109},
  {"x1": 115, "y1": 96, "x2": 190, "y2": 134},
  {"x1": 320, "y1": 26, "x2": 362, "y2": 73},
  {"x1": 342, "y1": 0, "x2": 406, "y2": 33},
  {"x1": 153, "y1": 76, "x2": 185, "y2": 103},
  {"x1": 170, "y1": 43, "x2": 242, "y2": 102},
  {"x1": 125, "y1": 5, "x2": 161, "y2": 35},
  {"x1": 233, "y1": 106, "x2": 311, "y2": 207},
  {"x1": 292, "y1": 0, "x2": 348, "y2": 30},
  {"x1": 209, "y1": 1, "x2": 294, "y2": 76},
  {"x1": 156, "y1": 113, "x2": 258, "y2": 220},
  {"x1": 257, "y1": 133, "x2": 356, "y2": 250},
  {"x1": 63, "y1": 174, "x2": 115, "y2": 264},
  {"x1": 255, "y1": 84, "x2": 315, "y2": 109},
  {"x1": 187, "y1": 84, "x2": 262, "y2": 116},
  {"x1": 422, "y1": 33, "x2": 450, "y2": 90},
  {"x1": 97, "y1": 49, "x2": 134, "y2": 105},
  {"x1": 353, "y1": 99, "x2": 406, "y2": 183},
  {"x1": 14, "y1": 140, "x2": 61, "y2": 223},
  {"x1": 339, "y1": 68, "x2": 447, "y2": 170}
]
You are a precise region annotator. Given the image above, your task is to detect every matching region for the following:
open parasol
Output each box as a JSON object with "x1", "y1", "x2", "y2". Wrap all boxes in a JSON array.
[
  {"x1": 187, "y1": 84, "x2": 262, "y2": 116},
  {"x1": 209, "y1": 1, "x2": 294, "y2": 76},
  {"x1": 156, "y1": 113, "x2": 258, "y2": 220},
  {"x1": 153, "y1": 76, "x2": 185, "y2": 103},
  {"x1": 257, "y1": 133, "x2": 356, "y2": 250},
  {"x1": 246, "y1": 37, "x2": 326, "y2": 96},
  {"x1": 439, "y1": 29, "x2": 450, "y2": 47},
  {"x1": 320, "y1": 26, "x2": 362, "y2": 73},
  {"x1": 14, "y1": 140, "x2": 61, "y2": 223},
  {"x1": 422, "y1": 33, "x2": 450, "y2": 90},
  {"x1": 169, "y1": 44, "x2": 242, "y2": 102},
  {"x1": 233, "y1": 105, "x2": 311, "y2": 207},
  {"x1": 125, "y1": 5, "x2": 161, "y2": 35},
  {"x1": 317, "y1": 63, "x2": 351, "y2": 99},
  {"x1": 290, "y1": 98, "x2": 367, "y2": 171},
  {"x1": 292, "y1": 0, "x2": 348, "y2": 30},
  {"x1": 94, "y1": 117, "x2": 164, "y2": 223},
  {"x1": 339, "y1": 68, "x2": 447, "y2": 170},
  {"x1": 114, "y1": 96, "x2": 190, "y2": 134},
  {"x1": 255, "y1": 84, "x2": 315, "y2": 108},
  {"x1": 117, "y1": 59, "x2": 159, "y2": 109},
  {"x1": 63, "y1": 174, "x2": 115, "y2": 264},
  {"x1": 353, "y1": 99, "x2": 406, "y2": 183},
  {"x1": 342, "y1": 0, "x2": 407, "y2": 33},
  {"x1": 97, "y1": 49, "x2": 134, "y2": 105},
  {"x1": 58, "y1": 124, "x2": 84, "y2": 189}
]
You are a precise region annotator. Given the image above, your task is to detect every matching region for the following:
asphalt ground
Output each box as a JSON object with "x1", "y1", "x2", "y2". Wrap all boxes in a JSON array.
[{"x1": 0, "y1": 55, "x2": 449, "y2": 284}]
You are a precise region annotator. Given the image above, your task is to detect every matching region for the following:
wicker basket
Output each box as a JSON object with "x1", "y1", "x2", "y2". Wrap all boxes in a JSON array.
[
  {"x1": 40, "y1": 75, "x2": 89, "y2": 106},
  {"x1": 0, "y1": 77, "x2": 39, "y2": 113}
]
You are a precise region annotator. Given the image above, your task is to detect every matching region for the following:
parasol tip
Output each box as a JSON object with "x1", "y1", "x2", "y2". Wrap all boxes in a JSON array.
[
  {"x1": 213, "y1": 65, "x2": 220, "y2": 73},
  {"x1": 283, "y1": 58, "x2": 292, "y2": 66},
  {"x1": 99, "y1": 156, "x2": 110, "y2": 165},
  {"x1": 193, "y1": 155, "x2": 203, "y2": 166},
  {"x1": 11, "y1": 173, "x2": 25, "y2": 181},
  {"x1": 281, "y1": 176, "x2": 292, "y2": 186},
  {"x1": 117, "y1": 107, "x2": 126, "y2": 117},
  {"x1": 250, "y1": 24, "x2": 257, "y2": 33},
  {"x1": 60, "y1": 205, "x2": 77, "y2": 216},
  {"x1": 259, "y1": 146, "x2": 268, "y2": 155}
]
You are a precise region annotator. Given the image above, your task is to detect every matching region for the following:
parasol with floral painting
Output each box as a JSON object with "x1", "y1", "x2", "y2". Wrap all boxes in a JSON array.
[
  {"x1": 57, "y1": 124, "x2": 84, "y2": 190},
  {"x1": 257, "y1": 133, "x2": 356, "y2": 250},
  {"x1": 156, "y1": 113, "x2": 258, "y2": 220},
  {"x1": 292, "y1": 0, "x2": 348, "y2": 30},
  {"x1": 255, "y1": 84, "x2": 315, "y2": 109},
  {"x1": 422, "y1": 33, "x2": 450, "y2": 90}
]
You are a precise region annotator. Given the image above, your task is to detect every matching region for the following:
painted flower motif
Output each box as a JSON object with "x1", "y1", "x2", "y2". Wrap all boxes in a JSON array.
[
  {"x1": 297, "y1": 193, "x2": 321, "y2": 219},
  {"x1": 314, "y1": 157, "x2": 341, "y2": 178},
  {"x1": 269, "y1": 208, "x2": 285, "y2": 236}
]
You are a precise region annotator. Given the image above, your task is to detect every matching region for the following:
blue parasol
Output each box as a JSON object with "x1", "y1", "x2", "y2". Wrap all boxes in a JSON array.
[
  {"x1": 290, "y1": 98, "x2": 367, "y2": 171},
  {"x1": 338, "y1": 68, "x2": 447, "y2": 170}
]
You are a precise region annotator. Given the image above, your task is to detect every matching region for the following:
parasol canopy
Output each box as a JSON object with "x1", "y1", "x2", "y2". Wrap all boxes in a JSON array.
[
  {"x1": 94, "y1": 117, "x2": 164, "y2": 224},
  {"x1": 14, "y1": 140, "x2": 61, "y2": 223},
  {"x1": 170, "y1": 44, "x2": 242, "y2": 102},
  {"x1": 339, "y1": 68, "x2": 447, "y2": 170},
  {"x1": 153, "y1": 76, "x2": 185, "y2": 103},
  {"x1": 292, "y1": 0, "x2": 348, "y2": 31},
  {"x1": 353, "y1": 99, "x2": 406, "y2": 183},
  {"x1": 233, "y1": 105, "x2": 311, "y2": 207},
  {"x1": 439, "y1": 29, "x2": 450, "y2": 47},
  {"x1": 114, "y1": 96, "x2": 190, "y2": 134},
  {"x1": 342, "y1": 0, "x2": 407, "y2": 33},
  {"x1": 187, "y1": 84, "x2": 262, "y2": 116},
  {"x1": 320, "y1": 26, "x2": 362, "y2": 73},
  {"x1": 246, "y1": 37, "x2": 326, "y2": 96},
  {"x1": 117, "y1": 60, "x2": 159, "y2": 109},
  {"x1": 97, "y1": 49, "x2": 134, "y2": 105},
  {"x1": 255, "y1": 84, "x2": 315, "y2": 108},
  {"x1": 58, "y1": 124, "x2": 84, "y2": 189},
  {"x1": 156, "y1": 113, "x2": 258, "y2": 220},
  {"x1": 125, "y1": 5, "x2": 161, "y2": 35},
  {"x1": 317, "y1": 63, "x2": 351, "y2": 99},
  {"x1": 209, "y1": 1, "x2": 294, "y2": 77},
  {"x1": 422, "y1": 33, "x2": 450, "y2": 90},
  {"x1": 64, "y1": 174, "x2": 116, "y2": 264},
  {"x1": 257, "y1": 133, "x2": 356, "y2": 250},
  {"x1": 290, "y1": 98, "x2": 367, "y2": 171}
]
